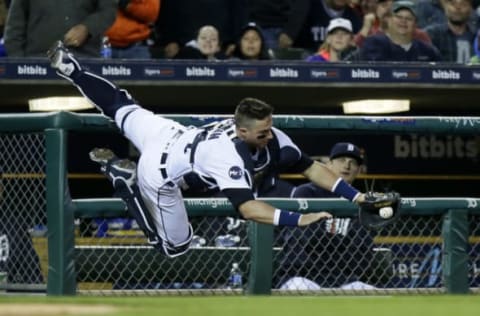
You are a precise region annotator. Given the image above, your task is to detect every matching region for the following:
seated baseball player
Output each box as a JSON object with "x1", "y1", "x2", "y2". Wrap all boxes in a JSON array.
[
  {"x1": 47, "y1": 41, "x2": 370, "y2": 258},
  {"x1": 277, "y1": 143, "x2": 391, "y2": 289}
]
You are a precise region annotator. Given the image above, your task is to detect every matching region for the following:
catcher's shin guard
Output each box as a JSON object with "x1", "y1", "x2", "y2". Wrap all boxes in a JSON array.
[
  {"x1": 89, "y1": 148, "x2": 159, "y2": 244},
  {"x1": 111, "y1": 170, "x2": 194, "y2": 257},
  {"x1": 117, "y1": 181, "x2": 193, "y2": 257},
  {"x1": 116, "y1": 182, "x2": 162, "y2": 245},
  {"x1": 89, "y1": 148, "x2": 193, "y2": 257}
]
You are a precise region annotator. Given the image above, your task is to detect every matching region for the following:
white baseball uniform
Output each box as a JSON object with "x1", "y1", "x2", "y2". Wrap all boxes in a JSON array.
[{"x1": 115, "y1": 105, "x2": 252, "y2": 248}]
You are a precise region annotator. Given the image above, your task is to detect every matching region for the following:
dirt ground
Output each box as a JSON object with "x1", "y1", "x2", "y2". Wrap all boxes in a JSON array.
[{"x1": 0, "y1": 304, "x2": 117, "y2": 315}]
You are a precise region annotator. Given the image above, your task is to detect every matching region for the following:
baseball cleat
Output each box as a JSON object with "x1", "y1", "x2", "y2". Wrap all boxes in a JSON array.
[
  {"x1": 89, "y1": 148, "x2": 115, "y2": 165},
  {"x1": 47, "y1": 40, "x2": 82, "y2": 77},
  {"x1": 89, "y1": 147, "x2": 137, "y2": 187}
]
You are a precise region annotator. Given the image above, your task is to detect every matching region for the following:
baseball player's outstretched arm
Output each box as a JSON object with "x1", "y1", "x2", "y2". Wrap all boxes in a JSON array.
[
  {"x1": 238, "y1": 199, "x2": 332, "y2": 226},
  {"x1": 303, "y1": 161, "x2": 365, "y2": 203}
]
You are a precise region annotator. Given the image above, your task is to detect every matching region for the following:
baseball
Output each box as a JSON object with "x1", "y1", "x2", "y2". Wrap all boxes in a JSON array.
[{"x1": 379, "y1": 207, "x2": 393, "y2": 219}]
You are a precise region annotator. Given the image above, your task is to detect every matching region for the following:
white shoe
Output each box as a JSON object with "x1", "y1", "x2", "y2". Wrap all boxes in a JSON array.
[{"x1": 47, "y1": 40, "x2": 82, "y2": 77}]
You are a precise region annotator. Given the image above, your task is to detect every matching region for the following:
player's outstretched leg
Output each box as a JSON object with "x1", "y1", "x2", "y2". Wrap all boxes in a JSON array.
[
  {"x1": 89, "y1": 148, "x2": 160, "y2": 245},
  {"x1": 47, "y1": 41, "x2": 136, "y2": 119}
]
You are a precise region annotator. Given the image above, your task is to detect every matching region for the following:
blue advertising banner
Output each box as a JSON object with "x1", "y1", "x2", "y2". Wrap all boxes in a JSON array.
[{"x1": 2, "y1": 59, "x2": 480, "y2": 84}]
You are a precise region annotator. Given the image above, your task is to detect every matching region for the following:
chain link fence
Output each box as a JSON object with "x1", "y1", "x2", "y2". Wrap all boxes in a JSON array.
[
  {"x1": 1, "y1": 131, "x2": 479, "y2": 295},
  {"x1": 73, "y1": 216, "x2": 251, "y2": 293},
  {"x1": 0, "y1": 133, "x2": 46, "y2": 291},
  {"x1": 273, "y1": 215, "x2": 447, "y2": 293},
  {"x1": 67, "y1": 212, "x2": 478, "y2": 295}
]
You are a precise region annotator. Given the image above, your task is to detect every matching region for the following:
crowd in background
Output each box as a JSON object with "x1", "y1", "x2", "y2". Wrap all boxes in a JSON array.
[{"x1": 0, "y1": 0, "x2": 480, "y2": 63}]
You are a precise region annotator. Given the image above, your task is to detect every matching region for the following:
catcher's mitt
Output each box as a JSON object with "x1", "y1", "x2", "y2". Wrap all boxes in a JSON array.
[{"x1": 358, "y1": 191, "x2": 401, "y2": 230}]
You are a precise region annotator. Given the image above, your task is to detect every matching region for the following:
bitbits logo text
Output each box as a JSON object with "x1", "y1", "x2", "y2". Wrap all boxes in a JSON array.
[{"x1": 394, "y1": 134, "x2": 477, "y2": 158}]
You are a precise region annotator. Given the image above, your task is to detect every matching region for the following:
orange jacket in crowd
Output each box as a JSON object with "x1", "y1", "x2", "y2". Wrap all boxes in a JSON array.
[{"x1": 106, "y1": 0, "x2": 161, "y2": 47}]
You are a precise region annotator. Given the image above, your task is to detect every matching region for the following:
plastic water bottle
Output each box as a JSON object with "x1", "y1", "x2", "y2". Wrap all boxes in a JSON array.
[
  {"x1": 228, "y1": 262, "x2": 243, "y2": 289},
  {"x1": 214, "y1": 234, "x2": 240, "y2": 247},
  {"x1": 101, "y1": 36, "x2": 112, "y2": 58}
]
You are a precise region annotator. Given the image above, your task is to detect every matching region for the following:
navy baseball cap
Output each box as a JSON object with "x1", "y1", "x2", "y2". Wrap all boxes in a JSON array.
[
  {"x1": 392, "y1": 0, "x2": 417, "y2": 18},
  {"x1": 329, "y1": 142, "x2": 364, "y2": 164}
]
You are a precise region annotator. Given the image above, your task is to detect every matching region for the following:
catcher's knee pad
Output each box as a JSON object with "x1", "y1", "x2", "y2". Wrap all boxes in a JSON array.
[{"x1": 153, "y1": 224, "x2": 194, "y2": 258}]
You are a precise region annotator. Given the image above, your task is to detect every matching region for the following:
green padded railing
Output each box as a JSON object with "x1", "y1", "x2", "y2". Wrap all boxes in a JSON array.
[{"x1": 1, "y1": 112, "x2": 479, "y2": 295}]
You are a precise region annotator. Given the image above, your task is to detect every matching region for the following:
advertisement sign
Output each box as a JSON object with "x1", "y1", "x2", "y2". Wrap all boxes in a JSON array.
[{"x1": 387, "y1": 243, "x2": 480, "y2": 288}]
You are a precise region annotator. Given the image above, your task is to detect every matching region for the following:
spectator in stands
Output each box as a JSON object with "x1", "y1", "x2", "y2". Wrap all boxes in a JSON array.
[
  {"x1": 359, "y1": 0, "x2": 442, "y2": 61},
  {"x1": 247, "y1": 0, "x2": 310, "y2": 51},
  {"x1": 295, "y1": 0, "x2": 363, "y2": 52},
  {"x1": 277, "y1": 142, "x2": 385, "y2": 290},
  {"x1": 153, "y1": 0, "x2": 247, "y2": 58},
  {"x1": 305, "y1": 18, "x2": 358, "y2": 62},
  {"x1": 175, "y1": 25, "x2": 225, "y2": 60},
  {"x1": 351, "y1": 0, "x2": 379, "y2": 17},
  {"x1": 415, "y1": 0, "x2": 448, "y2": 29},
  {"x1": 230, "y1": 22, "x2": 271, "y2": 60},
  {"x1": 424, "y1": 0, "x2": 476, "y2": 63},
  {"x1": 105, "y1": 0, "x2": 160, "y2": 59},
  {"x1": 417, "y1": 0, "x2": 479, "y2": 30},
  {"x1": 354, "y1": 0, "x2": 432, "y2": 47},
  {"x1": 4, "y1": 0, "x2": 116, "y2": 57}
]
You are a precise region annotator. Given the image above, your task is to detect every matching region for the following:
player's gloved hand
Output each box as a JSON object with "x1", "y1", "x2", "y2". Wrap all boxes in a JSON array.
[
  {"x1": 298, "y1": 211, "x2": 332, "y2": 226},
  {"x1": 358, "y1": 191, "x2": 401, "y2": 230}
]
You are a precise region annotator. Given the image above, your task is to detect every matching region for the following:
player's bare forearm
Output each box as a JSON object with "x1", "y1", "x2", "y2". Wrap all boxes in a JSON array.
[
  {"x1": 302, "y1": 161, "x2": 339, "y2": 191},
  {"x1": 298, "y1": 212, "x2": 332, "y2": 226},
  {"x1": 237, "y1": 199, "x2": 332, "y2": 226},
  {"x1": 238, "y1": 200, "x2": 277, "y2": 224},
  {"x1": 303, "y1": 161, "x2": 365, "y2": 203}
]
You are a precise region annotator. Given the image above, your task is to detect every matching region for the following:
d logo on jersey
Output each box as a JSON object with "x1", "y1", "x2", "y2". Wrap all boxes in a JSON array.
[{"x1": 228, "y1": 166, "x2": 243, "y2": 180}]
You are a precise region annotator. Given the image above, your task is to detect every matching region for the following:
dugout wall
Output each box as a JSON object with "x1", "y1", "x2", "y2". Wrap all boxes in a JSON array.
[{"x1": 0, "y1": 112, "x2": 479, "y2": 295}]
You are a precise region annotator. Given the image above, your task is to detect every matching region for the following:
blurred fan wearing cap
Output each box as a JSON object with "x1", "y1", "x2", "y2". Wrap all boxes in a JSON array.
[
  {"x1": 305, "y1": 18, "x2": 358, "y2": 62},
  {"x1": 359, "y1": 0, "x2": 441, "y2": 61},
  {"x1": 354, "y1": 0, "x2": 432, "y2": 47}
]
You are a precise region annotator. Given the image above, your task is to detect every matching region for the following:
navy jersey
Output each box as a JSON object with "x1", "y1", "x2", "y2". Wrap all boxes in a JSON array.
[
  {"x1": 277, "y1": 180, "x2": 376, "y2": 288},
  {"x1": 360, "y1": 33, "x2": 442, "y2": 62},
  {"x1": 292, "y1": 182, "x2": 336, "y2": 198}
]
